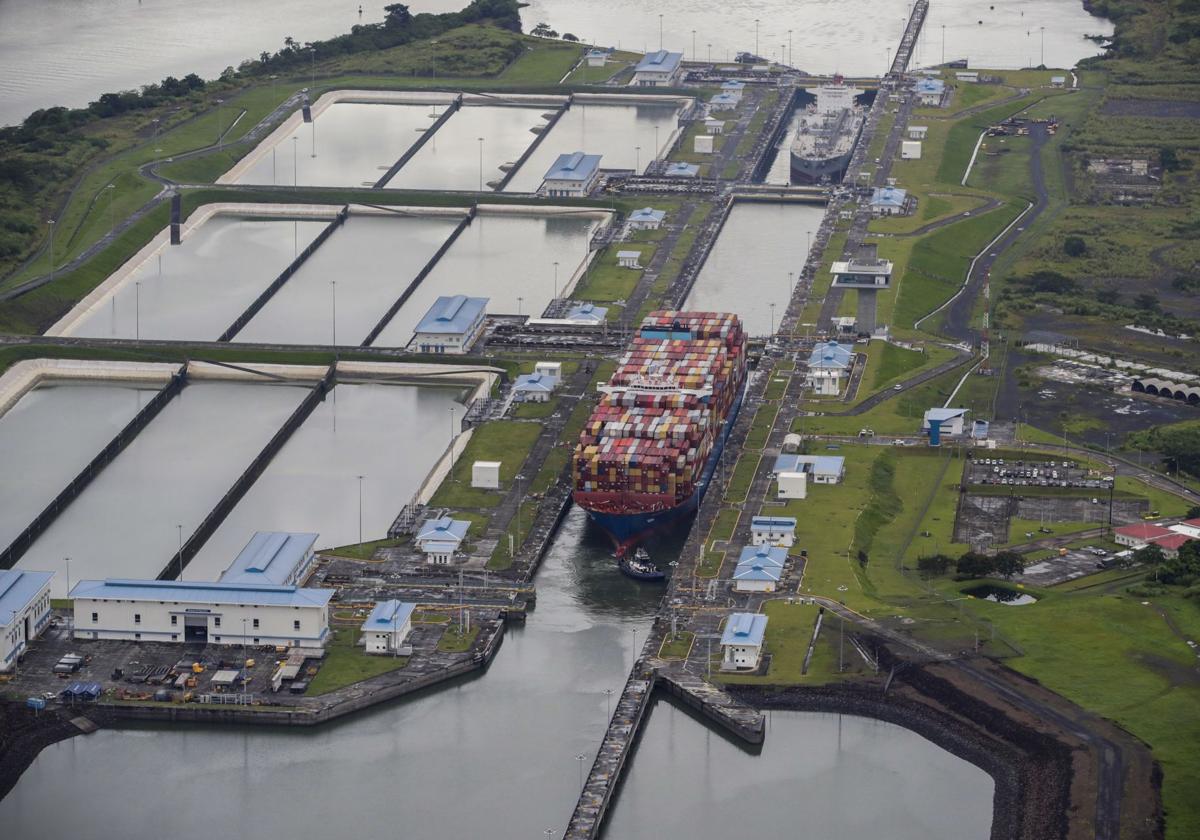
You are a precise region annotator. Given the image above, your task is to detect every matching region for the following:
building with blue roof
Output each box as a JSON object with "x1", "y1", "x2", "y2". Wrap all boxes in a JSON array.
[
  {"x1": 806, "y1": 340, "x2": 856, "y2": 395},
  {"x1": 632, "y1": 50, "x2": 683, "y2": 87},
  {"x1": 70, "y1": 579, "x2": 333, "y2": 647},
  {"x1": 870, "y1": 186, "x2": 911, "y2": 217},
  {"x1": 412, "y1": 294, "x2": 488, "y2": 354},
  {"x1": 916, "y1": 77, "x2": 946, "y2": 105},
  {"x1": 751, "y1": 516, "x2": 797, "y2": 547},
  {"x1": 923, "y1": 407, "x2": 969, "y2": 436},
  {"x1": 721, "y1": 612, "x2": 769, "y2": 670},
  {"x1": 664, "y1": 162, "x2": 700, "y2": 178},
  {"x1": 415, "y1": 516, "x2": 471, "y2": 565},
  {"x1": 734, "y1": 546, "x2": 787, "y2": 593},
  {"x1": 709, "y1": 92, "x2": 740, "y2": 111},
  {"x1": 720, "y1": 80, "x2": 746, "y2": 101},
  {"x1": 219, "y1": 531, "x2": 318, "y2": 587},
  {"x1": 513, "y1": 372, "x2": 559, "y2": 403},
  {"x1": 0, "y1": 570, "x2": 54, "y2": 672},
  {"x1": 565, "y1": 302, "x2": 609, "y2": 324},
  {"x1": 361, "y1": 600, "x2": 416, "y2": 654},
  {"x1": 586, "y1": 48, "x2": 610, "y2": 68},
  {"x1": 772, "y1": 454, "x2": 846, "y2": 484},
  {"x1": 628, "y1": 207, "x2": 667, "y2": 231},
  {"x1": 542, "y1": 152, "x2": 602, "y2": 197}
]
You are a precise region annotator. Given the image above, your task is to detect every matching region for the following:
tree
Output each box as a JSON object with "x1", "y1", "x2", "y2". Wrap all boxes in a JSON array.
[
  {"x1": 1187, "y1": 505, "x2": 1200, "y2": 519},
  {"x1": 1157, "y1": 540, "x2": 1200, "y2": 585},
  {"x1": 383, "y1": 3, "x2": 412, "y2": 27},
  {"x1": 1160, "y1": 146, "x2": 1183, "y2": 172},
  {"x1": 992, "y1": 551, "x2": 1023, "y2": 580},
  {"x1": 562, "y1": 32, "x2": 579, "y2": 41},
  {"x1": 1134, "y1": 292, "x2": 1160, "y2": 311},
  {"x1": 917, "y1": 554, "x2": 955, "y2": 578},
  {"x1": 1095, "y1": 285, "x2": 1122, "y2": 305},
  {"x1": 531, "y1": 22, "x2": 553, "y2": 37},
  {"x1": 1134, "y1": 543, "x2": 1166, "y2": 569},
  {"x1": 1063, "y1": 235, "x2": 1087, "y2": 257},
  {"x1": 956, "y1": 551, "x2": 994, "y2": 579},
  {"x1": 857, "y1": 549, "x2": 869, "y2": 568}
]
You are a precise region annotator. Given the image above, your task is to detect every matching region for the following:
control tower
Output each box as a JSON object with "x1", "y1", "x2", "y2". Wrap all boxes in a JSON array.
[{"x1": 830, "y1": 243, "x2": 893, "y2": 334}]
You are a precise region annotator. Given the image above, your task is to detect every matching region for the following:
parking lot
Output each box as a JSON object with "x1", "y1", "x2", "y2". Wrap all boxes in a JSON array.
[
  {"x1": 967, "y1": 456, "x2": 1113, "y2": 491},
  {"x1": 1018, "y1": 545, "x2": 1131, "y2": 587}
]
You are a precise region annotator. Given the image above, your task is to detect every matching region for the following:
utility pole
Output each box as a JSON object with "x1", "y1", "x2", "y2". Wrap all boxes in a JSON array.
[
  {"x1": 754, "y1": 18, "x2": 760, "y2": 58},
  {"x1": 839, "y1": 614, "x2": 844, "y2": 672}
]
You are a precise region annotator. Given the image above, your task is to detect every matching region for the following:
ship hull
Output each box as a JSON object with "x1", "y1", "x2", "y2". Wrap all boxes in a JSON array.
[
  {"x1": 790, "y1": 147, "x2": 854, "y2": 184},
  {"x1": 578, "y1": 383, "x2": 745, "y2": 553}
]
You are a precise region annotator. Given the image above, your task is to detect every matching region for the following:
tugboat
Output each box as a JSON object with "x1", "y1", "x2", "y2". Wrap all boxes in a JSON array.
[{"x1": 619, "y1": 548, "x2": 665, "y2": 582}]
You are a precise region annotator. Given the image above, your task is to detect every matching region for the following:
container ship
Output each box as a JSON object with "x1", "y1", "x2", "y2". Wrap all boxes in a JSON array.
[
  {"x1": 789, "y1": 75, "x2": 866, "y2": 184},
  {"x1": 572, "y1": 311, "x2": 747, "y2": 552}
]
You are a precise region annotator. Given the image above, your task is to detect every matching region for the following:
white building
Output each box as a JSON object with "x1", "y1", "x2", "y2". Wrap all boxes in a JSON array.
[
  {"x1": 564, "y1": 303, "x2": 609, "y2": 324},
  {"x1": 632, "y1": 50, "x2": 683, "y2": 87},
  {"x1": 664, "y1": 162, "x2": 700, "y2": 178},
  {"x1": 534, "y1": 361, "x2": 563, "y2": 378},
  {"x1": 1, "y1": 570, "x2": 54, "y2": 673},
  {"x1": 361, "y1": 600, "x2": 415, "y2": 654},
  {"x1": 721, "y1": 612, "x2": 768, "y2": 670},
  {"x1": 733, "y1": 546, "x2": 787, "y2": 593},
  {"x1": 955, "y1": 71, "x2": 979, "y2": 83},
  {"x1": 219, "y1": 531, "x2": 318, "y2": 587},
  {"x1": 916, "y1": 78, "x2": 945, "y2": 105},
  {"x1": 628, "y1": 207, "x2": 666, "y2": 231},
  {"x1": 705, "y1": 118, "x2": 726, "y2": 135},
  {"x1": 806, "y1": 341, "x2": 855, "y2": 396},
  {"x1": 585, "y1": 49, "x2": 609, "y2": 68},
  {"x1": 513, "y1": 372, "x2": 558, "y2": 402},
  {"x1": 1170, "y1": 518, "x2": 1200, "y2": 539},
  {"x1": 777, "y1": 470, "x2": 808, "y2": 500},
  {"x1": 773, "y1": 454, "x2": 846, "y2": 484},
  {"x1": 709, "y1": 92, "x2": 739, "y2": 111},
  {"x1": 750, "y1": 516, "x2": 797, "y2": 548},
  {"x1": 472, "y1": 461, "x2": 501, "y2": 489},
  {"x1": 542, "y1": 152, "x2": 602, "y2": 197},
  {"x1": 411, "y1": 294, "x2": 488, "y2": 354},
  {"x1": 415, "y1": 516, "x2": 471, "y2": 565},
  {"x1": 869, "y1": 186, "x2": 910, "y2": 216},
  {"x1": 1050, "y1": 75, "x2": 1066, "y2": 87},
  {"x1": 831, "y1": 246, "x2": 893, "y2": 291},
  {"x1": 617, "y1": 250, "x2": 643, "y2": 269},
  {"x1": 922, "y1": 407, "x2": 969, "y2": 436},
  {"x1": 694, "y1": 135, "x2": 714, "y2": 154},
  {"x1": 69, "y1": 579, "x2": 333, "y2": 647},
  {"x1": 720, "y1": 80, "x2": 746, "y2": 102},
  {"x1": 901, "y1": 140, "x2": 922, "y2": 159},
  {"x1": 907, "y1": 125, "x2": 928, "y2": 139}
]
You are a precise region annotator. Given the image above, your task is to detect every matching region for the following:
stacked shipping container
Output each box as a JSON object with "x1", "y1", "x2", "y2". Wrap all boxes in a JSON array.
[{"x1": 573, "y1": 312, "x2": 746, "y2": 524}]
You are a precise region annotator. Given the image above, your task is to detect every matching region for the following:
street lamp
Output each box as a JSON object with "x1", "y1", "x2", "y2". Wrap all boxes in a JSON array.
[
  {"x1": 291, "y1": 135, "x2": 299, "y2": 186},
  {"x1": 575, "y1": 753, "x2": 587, "y2": 790},
  {"x1": 329, "y1": 280, "x2": 337, "y2": 346},
  {"x1": 478, "y1": 136, "x2": 485, "y2": 192},
  {"x1": 357, "y1": 474, "x2": 364, "y2": 547},
  {"x1": 769, "y1": 301, "x2": 777, "y2": 335},
  {"x1": 517, "y1": 296, "x2": 523, "y2": 317},
  {"x1": 788, "y1": 29, "x2": 793, "y2": 66},
  {"x1": 215, "y1": 98, "x2": 224, "y2": 145},
  {"x1": 658, "y1": 14, "x2": 663, "y2": 51},
  {"x1": 46, "y1": 219, "x2": 55, "y2": 283},
  {"x1": 553, "y1": 260, "x2": 559, "y2": 298},
  {"x1": 603, "y1": 687, "x2": 614, "y2": 719},
  {"x1": 754, "y1": 18, "x2": 760, "y2": 58},
  {"x1": 105, "y1": 183, "x2": 117, "y2": 238},
  {"x1": 449, "y1": 407, "x2": 457, "y2": 462},
  {"x1": 635, "y1": 145, "x2": 641, "y2": 174},
  {"x1": 941, "y1": 24, "x2": 946, "y2": 65},
  {"x1": 691, "y1": 29, "x2": 696, "y2": 61},
  {"x1": 1039, "y1": 26, "x2": 1045, "y2": 67},
  {"x1": 134, "y1": 281, "x2": 141, "y2": 340}
]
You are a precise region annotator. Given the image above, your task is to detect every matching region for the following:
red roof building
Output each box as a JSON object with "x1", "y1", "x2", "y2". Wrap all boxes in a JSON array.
[
  {"x1": 1113, "y1": 523, "x2": 1175, "y2": 548},
  {"x1": 1149, "y1": 532, "x2": 1196, "y2": 558}
]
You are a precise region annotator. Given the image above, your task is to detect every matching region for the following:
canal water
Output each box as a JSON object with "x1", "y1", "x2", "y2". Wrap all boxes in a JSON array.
[
  {"x1": 15, "y1": 382, "x2": 308, "y2": 596},
  {"x1": 234, "y1": 213, "x2": 461, "y2": 346},
  {"x1": 385, "y1": 104, "x2": 548, "y2": 192},
  {"x1": 67, "y1": 216, "x2": 328, "y2": 341},
  {"x1": 0, "y1": 0, "x2": 1110, "y2": 128},
  {"x1": 604, "y1": 705, "x2": 994, "y2": 839},
  {"x1": 504, "y1": 102, "x2": 685, "y2": 191},
  {"x1": 0, "y1": 504, "x2": 992, "y2": 838},
  {"x1": 686, "y1": 201, "x2": 824, "y2": 336},
  {"x1": 234, "y1": 102, "x2": 437, "y2": 188},
  {"x1": 0, "y1": 383, "x2": 154, "y2": 552},
  {"x1": 371, "y1": 212, "x2": 600, "y2": 346},
  {"x1": 185, "y1": 382, "x2": 470, "y2": 582}
]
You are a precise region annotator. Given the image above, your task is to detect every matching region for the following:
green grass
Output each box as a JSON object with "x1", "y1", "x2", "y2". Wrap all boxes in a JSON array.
[
  {"x1": 306, "y1": 628, "x2": 408, "y2": 695},
  {"x1": 429, "y1": 421, "x2": 542, "y2": 508},
  {"x1": 658, "y1": 631, "x2": 695, "y2": 660},
  {"x1": 572, "y1": 244, "x2": 656, "y2": 302},
  {"x1": 726, "y1": 454, "x2": 761, "y2": 504},
  {"x1": 322, "y1": 538, "x2": 407, "y2": 560},
  {"x1": 512, "y1": 397, "x2": 560, "y2": 419},
  {"x1": 437, "y1": 624, "x2": 480, "y2": 653}
]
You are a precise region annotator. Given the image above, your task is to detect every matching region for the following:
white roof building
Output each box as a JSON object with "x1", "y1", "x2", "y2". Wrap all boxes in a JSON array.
[
  {"x1": 472, "y1": 461, "x2": 501, "y2": 490},
  {"x1": 0, "y1": 570, "x2": 54, "y2": 672},
  {"x1": 632, "y1": 50, "x2": 683, "y2": 87},
  {"x1": 751, "y1": 516, "x2": 797, "y2": 547},
  {"x1": 773, "y1": 454, "x2": 846, "y2": 484},
  {"x1": 219, "y1": 531, "x2": 318, "y2": 587},
  {"x1": 513, "y1": 372, "x2": 559, "y2": 402},
  {"x1": 664, "y1": 162, "x2": 700, "y2": 178},
  {"x1": 564, "y1": 303, "x2": 609, "y2": 324},
  {"x1": 416, "y1": 517, "x2": 471, "y2": 566},
  {"x1": 617, "y1": 250, "x2": 643, "y2": 269},
  {"x1": 923, "y1": 407, "x2": 969, "y2": 436},
  {"x1": 628, "y1": 207, "x2": 667, "y2": 230}
]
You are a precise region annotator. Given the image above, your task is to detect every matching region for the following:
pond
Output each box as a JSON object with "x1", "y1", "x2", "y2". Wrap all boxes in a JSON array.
[{"x1": 965, "y1": 584, "x2": 1038, "y2": 605}]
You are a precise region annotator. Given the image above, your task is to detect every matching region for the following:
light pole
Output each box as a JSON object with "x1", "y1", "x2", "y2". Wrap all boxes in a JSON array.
[
  {"x1": 449, "y1": 407, "x2": 457, "y2": 462},
  {"x1": 788, "y1": 29, "x2": 793, "y2": 66},
  {"x1": 635, "y1": 145, "x2": 641, "y2": 174},
  {"x1": 1039, "y1": 26, "x2": 1045, "y2": 67},
  {"x1": 769, "y1": 302, "x2": 776, "y2": 335},
  {"x1": 330, "y1": 280, "x2": 337, "y2": 346},
  {"x1": 575, "y1": 753, "x2": 587, "y2": 790},
  {"x1": 658, "y1": 14, "x2": 663, "y2": 51},
  {"x1": 692, "y1": 29, "x2": 696, "y2": 61},
  {"x1": 513, "y1": 473, "x2": 525, "y2": 556},
  {"x1": 754, "y1": 18, "x2": 760, "y2": 58},
  {"x1": 46, "y1": 219, "x2": 55, "y2": 283},
  {"x1": 477, "y1": 136, "x2": 484, "y2": 192},
  {"x1": 517, "y1": 296, "x2": 523, "y2": 317},
  {"x1": 553, "y1": 260, "x2": 560, "y2": 298},
  {"x1": 631, "y1": 627, "x2": 638, "y2": 669},
  {"x1": 105, "y1": 183, "x2": 116, "y2": 238},
  {"x1": 134, "y1": 281, "x2": 141, "y2": 340},
  {"x1": 707, "y1": 43, "x2": 712, "y2": 64},
  {"x1": 357, "y1": 474, "x2": 364, "y2": 547},
  {"x1": 603, "y1": 687, "x2": 614, "y2": 720},
  {"x1": 215, "y1": 98, "x2": 223, "y2": 145},
  {"x1": 941, "y1": 24, "x2": 946, "y2": 65},
  {"x1": 654, "y1": 124, "x2": 659, "y2": 157},
  {"x1": 241, "y1": 618, "x2": 249, "y2": 665},
  {"x1": 788, "y1": 271, "x2": 794, "y2": 298},
  {"x1": 292, "y1": 135, "x2": 298, "y2": 186},
  {"x1": 65, "y1": 557, "x2": 70, "y2": 601}
]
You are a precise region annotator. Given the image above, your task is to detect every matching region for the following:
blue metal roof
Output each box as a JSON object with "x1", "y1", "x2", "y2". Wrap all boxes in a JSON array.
[
  {"x1": 0, "y1": 570, "x2": 53, "y2": 626},
  {"x1": 808, "y1": 340, "x2": 853, "y2": 369},
  {"x1": 629, "y1": 207, "x2": 666, "y2": 223},
  {"x1": 721, "y1": 612, "x2": 768, "y2": 646},
  {"x1": 219, "y1": 531, "x2": 317, "y2": 585},
  {"x1": 737, "y1": 545, "x2": 787, "y2": 567},
  {"x1": 710, "y1": 93, "x2": 739, "y2": 108},
  {"x1": 773, "y1": 454, "x2": 845, "y2": 477},
  {"x1": 566, "y1": 302, "x2": 608, "y2": 323},
  {"x1": 414, "y1": 295, "x2": 488, "y2": 335},
  {"x1": 916, "y1": 78, "x2": 945, "y2": 94},
  {"x1": 733, "y1": 563, "x2": 782, "y2": 582},
  {"x1": 362, "y1": 600, "x2": 415, "y2": 633},
  {"x1": 751, "y1": 516, "x2": 797, "y2": 531},
  {"x1": 634, "y1": 50, "x2": 683, "y2": 73},
  {"x1": 69, "y1": 579, "x2": 334, "y2": 608},
  {"x1": 665, "y1": 162, "x2": 700, "y2": 177},
  {"x1": 544, "y1": 151, "x2": 602, "y2": 183},
  {"x1": 871, "y1": 186, "x2": 908, "y2": 207},
  {"x1": 721, "y1": 80, "x2": 745, "y2": 90},
  {"x1": 416, "y1": 516, "x2": 470, "y2": 544},
  {"x1": 515, "y1": 373, "x2": 558, "y2": 393}
]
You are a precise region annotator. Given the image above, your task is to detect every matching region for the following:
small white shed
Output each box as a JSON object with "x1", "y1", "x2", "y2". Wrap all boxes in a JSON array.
[
  {"x1": 777, "y1": 470, "x2": 807, "y2": 500},
  {"x1": 472, "y1": 460, "x2": 501, "y2": 489},
  {"x1": 616, "y1": 250, "x2": 642, "y2": 269},
  {"x1": 901, "y1": 140, "x2": 922, "y2": 159},
  {"x1": 694, "y1": 134, "x2": 714, "y2": 154}
]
